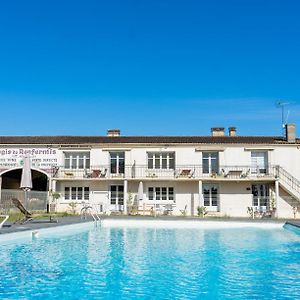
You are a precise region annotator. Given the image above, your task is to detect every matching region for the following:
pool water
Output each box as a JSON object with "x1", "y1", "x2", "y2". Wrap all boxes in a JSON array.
[{"x1": 0, "y1": 222, "x2": 300, "y2": 299}]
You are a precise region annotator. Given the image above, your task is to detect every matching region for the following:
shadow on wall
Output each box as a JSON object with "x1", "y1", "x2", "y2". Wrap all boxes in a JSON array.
[{"x1": 1, "y1": 169, "x2": 48, "y2": 191}]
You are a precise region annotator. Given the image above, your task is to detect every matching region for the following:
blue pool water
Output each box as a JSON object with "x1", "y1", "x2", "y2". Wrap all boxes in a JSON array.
[{"x1": 0, "y1": 222, "x2": 300, "y2": 299}]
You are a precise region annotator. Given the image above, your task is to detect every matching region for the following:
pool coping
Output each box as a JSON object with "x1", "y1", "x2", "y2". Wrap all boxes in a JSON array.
[
  {"x1": 0, "y1": 215, "x2": 290, "y2": 236},
  {"x1": 285, "y1": 221, "x2": 300, "y2": 229}
]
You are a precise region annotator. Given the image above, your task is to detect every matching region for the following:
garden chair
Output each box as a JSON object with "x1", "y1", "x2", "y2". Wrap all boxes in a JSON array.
[
  {"x1": 180, "y1": 205, "x2": 187, "y2": 216},
  {"x1": 12, "y1": 198, "x2": 57, "y2": 224}
]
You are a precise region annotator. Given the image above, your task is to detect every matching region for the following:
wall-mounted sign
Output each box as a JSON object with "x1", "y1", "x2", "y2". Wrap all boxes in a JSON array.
[{"x1": 0, "y1": 148, "x2": 59, "y2": 169}]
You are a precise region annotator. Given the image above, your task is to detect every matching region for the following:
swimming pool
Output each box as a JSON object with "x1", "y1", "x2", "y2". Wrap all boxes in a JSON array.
[{"x1": 0, "y1": 220, "x2": 300, "y2": 299}]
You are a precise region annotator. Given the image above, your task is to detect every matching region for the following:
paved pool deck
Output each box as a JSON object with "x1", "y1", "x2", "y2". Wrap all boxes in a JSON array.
[
  {"x1": 0, "y1": 216, "x2": 92, "y2": 235},
  {"x1": 1, "y1": 215, "x2": 298, "y2": 235}
]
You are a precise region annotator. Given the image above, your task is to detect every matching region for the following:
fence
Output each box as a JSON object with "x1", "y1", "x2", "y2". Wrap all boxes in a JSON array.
[{"x1": 0, "y1": 189, "x2": 48, "y2": 213}]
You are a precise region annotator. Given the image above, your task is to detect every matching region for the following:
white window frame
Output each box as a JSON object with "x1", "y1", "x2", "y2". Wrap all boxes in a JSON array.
[
  {"x1": 109, "y1": 185, "x2": 124, "y2": 206},
  {"x1": 202, "y1": 152, "x2": 219, "y2": 174},
  {"x1": 64, "y1": 186, "x2": 90, "y2": 201},
  {"x1": 147, "y1": 152, "x2": 175, "y2": 170},
  {"x1": 202, "y1": 184, "x2": 219, "y2": 210},
  {"x1": 148, "y1": 187, "x2": 175, "y2": 202},
  {"x1": 251, "y1": 151, "x2": 268, "y2": 174},
  {"x1": 110, "y1": 152, "x2": 125, "y2": 175},
  {"x1": 252, "y1": 184, "x2": 269, "y2": 209},
  {"x1": 64, "y1": 152, "x2": 90, "y2": 170}
]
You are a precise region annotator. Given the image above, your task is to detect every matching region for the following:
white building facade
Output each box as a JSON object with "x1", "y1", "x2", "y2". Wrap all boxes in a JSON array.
[{"x1": 0, "y1": 125, "x2": 300, "y2": 219}]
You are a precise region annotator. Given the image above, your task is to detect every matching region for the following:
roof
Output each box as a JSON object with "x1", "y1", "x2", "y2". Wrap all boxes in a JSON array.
[{"x1": 0, "y1": 135, "x2": 298, "y2": 145}]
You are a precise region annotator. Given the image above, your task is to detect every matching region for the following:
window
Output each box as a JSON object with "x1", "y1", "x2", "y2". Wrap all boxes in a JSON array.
[
  {"x1": 202, "y1": 152, "x2": 219, "y2": 174},
  {"x1": 64, "y1": 152, "x2": 90, "y2": 169},
  {"x1": 147, "y1": 152, "x2": 175, "y2": 169},
  {"x1": 149, "y1": 187, "x2": 154, "y2": 200},
  {"x1": 110, "y1": 185, "x2": 124, "y2": 205},
  {"x1": 155, "y1": 187, "x2": 161, "y2": 200},
  {"x1": 110, "y1": 152, "x2": 125, "y2": 174},
  {"x1": 168, "y1": 187, "x2": 174, "y2": 201},
  {"x1": 251, "y1": 152, "x2": 268, "y2": 174},
  {"x1": 148, "y1": 187, "x2": 174, "y2": 201},
  {"x1": 65, "y1": 187, "x2": 89, "y2": 201},
  {"x1": 203, "y1": 184, "x2": 218, "y2": 208}
]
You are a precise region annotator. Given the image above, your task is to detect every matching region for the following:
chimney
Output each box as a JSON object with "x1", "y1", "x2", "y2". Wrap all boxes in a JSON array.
[
  {"x1": 229, "y1": 127, "x2": 237, "y2": 137},
  {"x1": 211, "y1": 127, "x2": 225, "y2": 137},
  {"x1": 285, "y1": 124, "x2": 296, "y2": 143},
  {"x1": 107, "y1": 129, "x2": 121, "y2": 137}
]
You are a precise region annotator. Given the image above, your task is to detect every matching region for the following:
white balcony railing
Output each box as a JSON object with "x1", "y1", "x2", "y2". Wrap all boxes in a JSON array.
[{"x1": 50, "y1": 165, "x2": 277, "y2": 180}]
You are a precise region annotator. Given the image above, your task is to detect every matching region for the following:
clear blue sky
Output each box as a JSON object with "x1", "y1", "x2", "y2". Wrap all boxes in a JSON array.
[{"x1": 0, "y1": 0, "x2": 299, "y2": 136}]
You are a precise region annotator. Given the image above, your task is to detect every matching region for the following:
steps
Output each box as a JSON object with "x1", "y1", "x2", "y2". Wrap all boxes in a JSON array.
[{"x1": 277, "y1": 166, "x2": 300, "y2": 203}]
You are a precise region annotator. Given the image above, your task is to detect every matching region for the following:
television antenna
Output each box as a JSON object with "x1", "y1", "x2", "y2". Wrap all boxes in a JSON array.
[{"x1": 276, "y1": 101, "x2": 291, "y2": 135}]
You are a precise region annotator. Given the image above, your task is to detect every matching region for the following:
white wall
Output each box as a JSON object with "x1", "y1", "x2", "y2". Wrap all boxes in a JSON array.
[
  {"x1": 276, "y1": 187, "x2": 300, "y2": 219},
  {"x1": 219, "y1": 182, "x2": 253, "y2": 217},
  {"x1": 2, "y1": 142, "x2": 300, "y2": 218}
]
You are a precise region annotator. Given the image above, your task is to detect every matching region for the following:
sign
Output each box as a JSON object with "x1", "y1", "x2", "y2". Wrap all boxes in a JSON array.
[{"x1": 0, "y1": 148, "x2": 59, "y2": 169}]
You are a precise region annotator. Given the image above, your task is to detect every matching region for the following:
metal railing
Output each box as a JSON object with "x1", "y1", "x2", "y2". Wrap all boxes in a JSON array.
[
  {"x1": 0, "y1": 189, "x2": 48, "y2": 212},
  {"x1": 51, "y1": 164, "x2": 277, "y2": 180},
  {"x1": 276, "y1": 166, "x2": 300, "y2": 197}
]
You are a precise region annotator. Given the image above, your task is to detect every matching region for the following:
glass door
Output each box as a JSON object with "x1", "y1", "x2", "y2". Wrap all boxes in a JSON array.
[
  {"x1": 203, "y1": 152, "x2": 219, "y2": 175},
  {"x1": 110, "y1": 185, "x2": 124, "y2": 212},
  {"x1": 251, "y1": 152, "x2": 268, "y2": 175},
  {"x1": 252, "y1": 184, "x2": 269, "y2": 211},
  {"x1": 110, "y1": 152, "x2": 125, "y2": 176},
  {"x1": 203, "y1": 184, "x2": 219, "y2": 211}
]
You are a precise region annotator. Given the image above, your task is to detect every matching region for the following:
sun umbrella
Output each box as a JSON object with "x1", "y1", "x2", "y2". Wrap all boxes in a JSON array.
[
  {"x1": 138, "y1": 181, "x2": 144, "y2": 201},
  {"x1": 20, "y1": 156, "x2": 32, "y2": 208}
]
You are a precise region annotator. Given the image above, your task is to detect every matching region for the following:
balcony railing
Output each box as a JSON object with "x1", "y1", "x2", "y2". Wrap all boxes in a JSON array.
[{"x1": 51, "y1": 164, "x2": 277, "y2": 180}]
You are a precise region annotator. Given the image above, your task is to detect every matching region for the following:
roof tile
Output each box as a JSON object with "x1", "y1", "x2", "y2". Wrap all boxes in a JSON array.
[{"x1": 0, "y1": 135, "x2": 298, "y2": 145}]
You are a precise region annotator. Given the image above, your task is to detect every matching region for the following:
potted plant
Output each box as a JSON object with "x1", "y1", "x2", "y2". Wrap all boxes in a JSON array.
[
  {"x1": 68, "y1": 202, "x2": 77, "y2": 215},
  {"x1": 269, "y1": 192, "x2": 277, "y2": 218},
  {"x1": 197, "y1": 206, "x2": 207, "y2": 218},
  {"x1": 127, "y1": 192, "x2": 136, "y2": 215},
  {"x1": 247, "y1": 206, "x2": 254, "y2": 219}
]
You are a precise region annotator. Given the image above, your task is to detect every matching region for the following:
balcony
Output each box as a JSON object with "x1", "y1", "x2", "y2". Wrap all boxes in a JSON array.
[{"x1": 51, "y1": 164, "x2": 277, "y2": 181}]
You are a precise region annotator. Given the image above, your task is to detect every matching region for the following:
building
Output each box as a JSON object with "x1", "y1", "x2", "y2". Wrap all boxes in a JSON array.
[{"x1": 0, "y1": 125, "x2": 300, "y2": 218}]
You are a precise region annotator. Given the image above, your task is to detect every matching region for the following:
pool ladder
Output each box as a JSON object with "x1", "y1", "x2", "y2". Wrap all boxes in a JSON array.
[
  {"x1": 0, "y1": 215, "x2": 9, "y2": 228},
  {"x1": 81, "y1": 204, "x2": 102, "y2": 226}
]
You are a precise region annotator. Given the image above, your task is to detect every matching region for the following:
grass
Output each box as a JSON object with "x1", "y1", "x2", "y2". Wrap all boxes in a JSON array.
[{"x1": 1, "y1": 212, "x2": 79, "y2": 222}]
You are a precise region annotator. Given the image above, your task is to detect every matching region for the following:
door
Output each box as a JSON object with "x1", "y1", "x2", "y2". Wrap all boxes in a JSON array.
[
  {"x1": 110, "y1": 152, "x2": 125, "y2": 176},
  {"x1": 252, "y1": 184, "x2": 269, "y2": 211},
  {"x1": 203, "y1": 152, "x2": 219, "y2": 175},
  {"x1": 110, "y1": 185, "x2": 124, "y2": 212},
  {"x1": 251, "y1": 152, "x2": 268, "y2": 174},
  {"x1": 203, "y1": 184, "x2": 219, "y2": 212}
]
